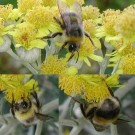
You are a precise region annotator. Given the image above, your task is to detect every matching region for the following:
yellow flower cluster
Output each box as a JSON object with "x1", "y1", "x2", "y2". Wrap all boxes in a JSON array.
[
  {"x1": 117, "y1": 54, "x2": 135, "y2": 74},
  {"x1": 11, "y1": 22, "x2": 46, "y2": 50},
  {"x1": 59, "y1": 74, "x2": 120, "y2": 103},
  {"x1": 17, "y1": 0, "x2": 42, "y2": 13},
  {"x1": 0, "y1": 4, "x2": 13, "y2": 20},
  {"x1": 115, "y1": 5, "x2": 135, "y2": 44},
  {"x1": 0, "y1": 0, "x2": 134, "y2": 73},
  {"x1": 0, "y1": 18, "x2": 4, "y2": 37},
  {"x1": 82, "y1": 5, "x2": 100, "y2": 20},
  {"x1": 0, "y1": 75, "x2": 39, "y2": 103},
  {"x1": 41, "y1": 55, "x2": 67, "y2": 74},
  {"x1": 40, "y1": 55, "x2": 78, "y2": 75}
]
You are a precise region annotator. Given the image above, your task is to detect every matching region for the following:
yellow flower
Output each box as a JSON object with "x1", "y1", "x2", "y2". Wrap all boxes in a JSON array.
[
  {"x1": 42, "y1": 0, "x2": 84, "y2": 8},
  {"x1": 10, "y1": 22, "x2": 46, "y2": 50},
  {"x1": 108, "y1": 40, "x2": 135, "y2": 68},
  {"x1": 82, "y1": 5, "x2": 100, "y2": 20},
  {"x1": 103, "y1": 9, "x2": 121, "y2": 36},
  {"x1": 83, "y1": 79, "x2": 111, "y2": 103},
  {"x1": 59, "y1": 74, "x2": 85, "y2": 95},
  {"x1": 117, "y1": 53, "x2": 135, "y2": 74},
  {"x1": 0, "y1": 4, "x2": 13, "y2": 20},
  {"x1": 114, "y1": 40, "x2": 135, "y2": 56},
  {"x1": 40, "y1": 55, "x2": 78, "y2": 74},
  {"x1": 17, "y1": 0, "x2": 42, "y2": 13},
  {"x1": 41, "y1": 55, "x2": 67, "y2": 74},
  {"x1": 83, "y1": 19, "x2": 96, "y2": 38},
  {"x1": 63, "y1": 0, "x2": 84, "y2": 6},
  {"x1": 123, "y1": 4, "x2": 135, "y2": 11},
  {"x1": 0, "y1": 18, "x2": 5, "y2": 37},
  {"x1": 0, "y1": 75, "x2": 28, "y2": 91},
  {"x1": 5, "y1": 79, "x2": 38, "y2": 103},
  {"x1": 8, "y1": 9, "x2": 23, "y2": 21},
  {"x1": 25, "y1": 6, "x2": 60, "y2": 37},
  {"x1": 59, "y1": 74, "x2": 119, "y2": 103},
  {"x1": 0, "y1": 75, "x2": 38, "y2": 103},
  {"x1": 105, "y1": 74, "x2": 119, "y2": 87},
  {"x1": 115, "y1": 6, "x2": 135, "y2": 44},
  {"x1": 42, "y1": 0, "x2": 57, "y2": 7},
  {"x1": 83, "y1": 19, "x2": 101, "y2": 49},
  {"x1": 0, "y1": 18, "x2": 14, "y2": 45},
  {"x1": 96, "y1": 9, "x2": 121, "y2": 42}
]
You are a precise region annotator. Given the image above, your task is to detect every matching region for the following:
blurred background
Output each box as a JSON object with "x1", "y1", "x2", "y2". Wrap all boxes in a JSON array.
[
  {"x1": 0, "y1": 75, "x2": 59, "y2": 135},
  {"x1": 0, "y1": 0, "x2": 135, "y2": 10},
  {"x1": 0, "y1": 0, "x2": 135, "y2": 73}
]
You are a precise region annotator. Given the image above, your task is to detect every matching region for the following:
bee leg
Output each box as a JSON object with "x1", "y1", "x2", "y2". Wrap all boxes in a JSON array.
[
  {"x1": 31, "y1": 91, "x2": 41, "y2": 109},
  {"x1": 42, "y1": 32, "x2": 62, "y2": 39},
  {"x1": 53, "y1": 17, "x2": 65, "y2": 29},
  {"x1": 68, "y1": 95, "x2": 82, "y2": 104},
  {"x1": 11, "y1": 98, "x2": 15, "y2": 118},
  {"x1": 67, "y1": 53, "x2": 75, "y2": 62},
  {"x1": 85, "y1": 32, "x2": 96, "y2": 48},
  {"x1": 59, "y1": 42, "x2": 68, "y2": 51},
  {"x1": 76, "y1": 50, "x2": 79, "y2": 63},
  {"x1": 35, "y1": 112, "x2": 53, "y2": 121}
]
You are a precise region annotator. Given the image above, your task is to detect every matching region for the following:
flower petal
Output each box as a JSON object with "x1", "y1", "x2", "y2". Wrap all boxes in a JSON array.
[
  {"x1": 89, "y1": 54, "x2": 103, "y2": 62},
  {"x1": 37, "y1": 27, "x2": 50, "y2": 38},
  {"x1": 83, "y1": 57, "x2": 91, "y2": 66},
  {"x1": 30, "y1": 39, "x2": 47, "y2": 49}
]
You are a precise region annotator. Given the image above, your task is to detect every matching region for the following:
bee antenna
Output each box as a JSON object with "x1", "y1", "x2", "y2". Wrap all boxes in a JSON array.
[{"x1": 76, "y1": 51, "x2": 79, "y2": 63}]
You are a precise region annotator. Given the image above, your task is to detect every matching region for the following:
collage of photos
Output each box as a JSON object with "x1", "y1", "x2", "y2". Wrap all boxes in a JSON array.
[{"x1": 0, "y1": 0, "x2": 135, "y2": 135}]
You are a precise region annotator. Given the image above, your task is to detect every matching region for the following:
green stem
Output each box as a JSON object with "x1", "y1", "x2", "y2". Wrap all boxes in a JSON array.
[
  {"x1": 42, "y1": 98, "x2": 58, "y2": 114},
  {"x1": 35, "y1": 121, "x2": 43, "y2": 135},
  {"x1": 70, "y1": 125, "x2": 83, "y2": 135},
  {"x1": 7, "y1": 49, "x2": 38, "y2": 74},
  {"x1": 111, "y1": 124, "x2": 118, "y2": 135},
  {"x1": 111, "y1": 58, "x2": 121, "y2": 74},
  {"x1": 100, "y1": 47, "x2": 113, "y2": 74}
]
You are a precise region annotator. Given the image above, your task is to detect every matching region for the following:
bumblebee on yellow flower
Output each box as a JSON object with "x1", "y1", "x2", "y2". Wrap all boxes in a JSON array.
[{"x1": 0, "y1": 0, "x2": 134, "y2": 74}]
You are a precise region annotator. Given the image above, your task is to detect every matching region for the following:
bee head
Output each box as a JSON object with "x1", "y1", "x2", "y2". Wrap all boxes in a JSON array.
[
  {"x1": 68, "y1": 42, "x2": 80, "y2": 52},
  {"x1": 14, "y1": 99, "x2": 32, "y2": 113},
  {"x1": 94, "y1": 97, "x2": 121, "y2": 122}
]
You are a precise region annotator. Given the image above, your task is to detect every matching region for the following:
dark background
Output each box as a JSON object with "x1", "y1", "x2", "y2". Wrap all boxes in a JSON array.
[{"x1": 0, "y1": 0, "x2": 135, "y2": 11}]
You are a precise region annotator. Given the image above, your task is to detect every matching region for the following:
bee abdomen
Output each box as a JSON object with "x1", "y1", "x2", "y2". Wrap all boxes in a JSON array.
[
  {"x1": 80, "y1": 103, "x2": 97, "y2": 119},
  {"x1": 95, "y1": 98, "x2": 120, "y2": 120}
]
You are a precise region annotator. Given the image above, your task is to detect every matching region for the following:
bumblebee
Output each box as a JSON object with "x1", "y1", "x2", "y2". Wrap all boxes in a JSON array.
[
  {"x1": 11, "y1": 91, "x2": 51, "y2": 126},
  {"x1": 43, "y1": 0, "x2": 95, "y2": 62},
  {"x1": 71, "y1": 82, "x2": 122, "y2": 131},
  {"x1": 80, "y1": 96, "x2": 120, "y2": 131}
]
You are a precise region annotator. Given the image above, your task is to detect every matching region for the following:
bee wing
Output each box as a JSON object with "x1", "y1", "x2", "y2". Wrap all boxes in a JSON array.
[
  {"x1": 72, "y1": 2, "x2": 82, "y2": 20},
  {"x1": 57, "y1": 0, "x2": 70, "y2": 23},
  {"x1": 113, "y1": 114, "x2": 131, "y2": 125},
  {"x1": 57, "y1": 0, "x2": 72, "y2": 32},
  {"x1": 113, "y1": 118, "x2": 130, "y2": 125},
  {"x1": 35, "y1": 112, "x2": 53, "y2": 121},
  {"x1": 57, "y1": 0, "x2": 69, "y2": 14}
]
